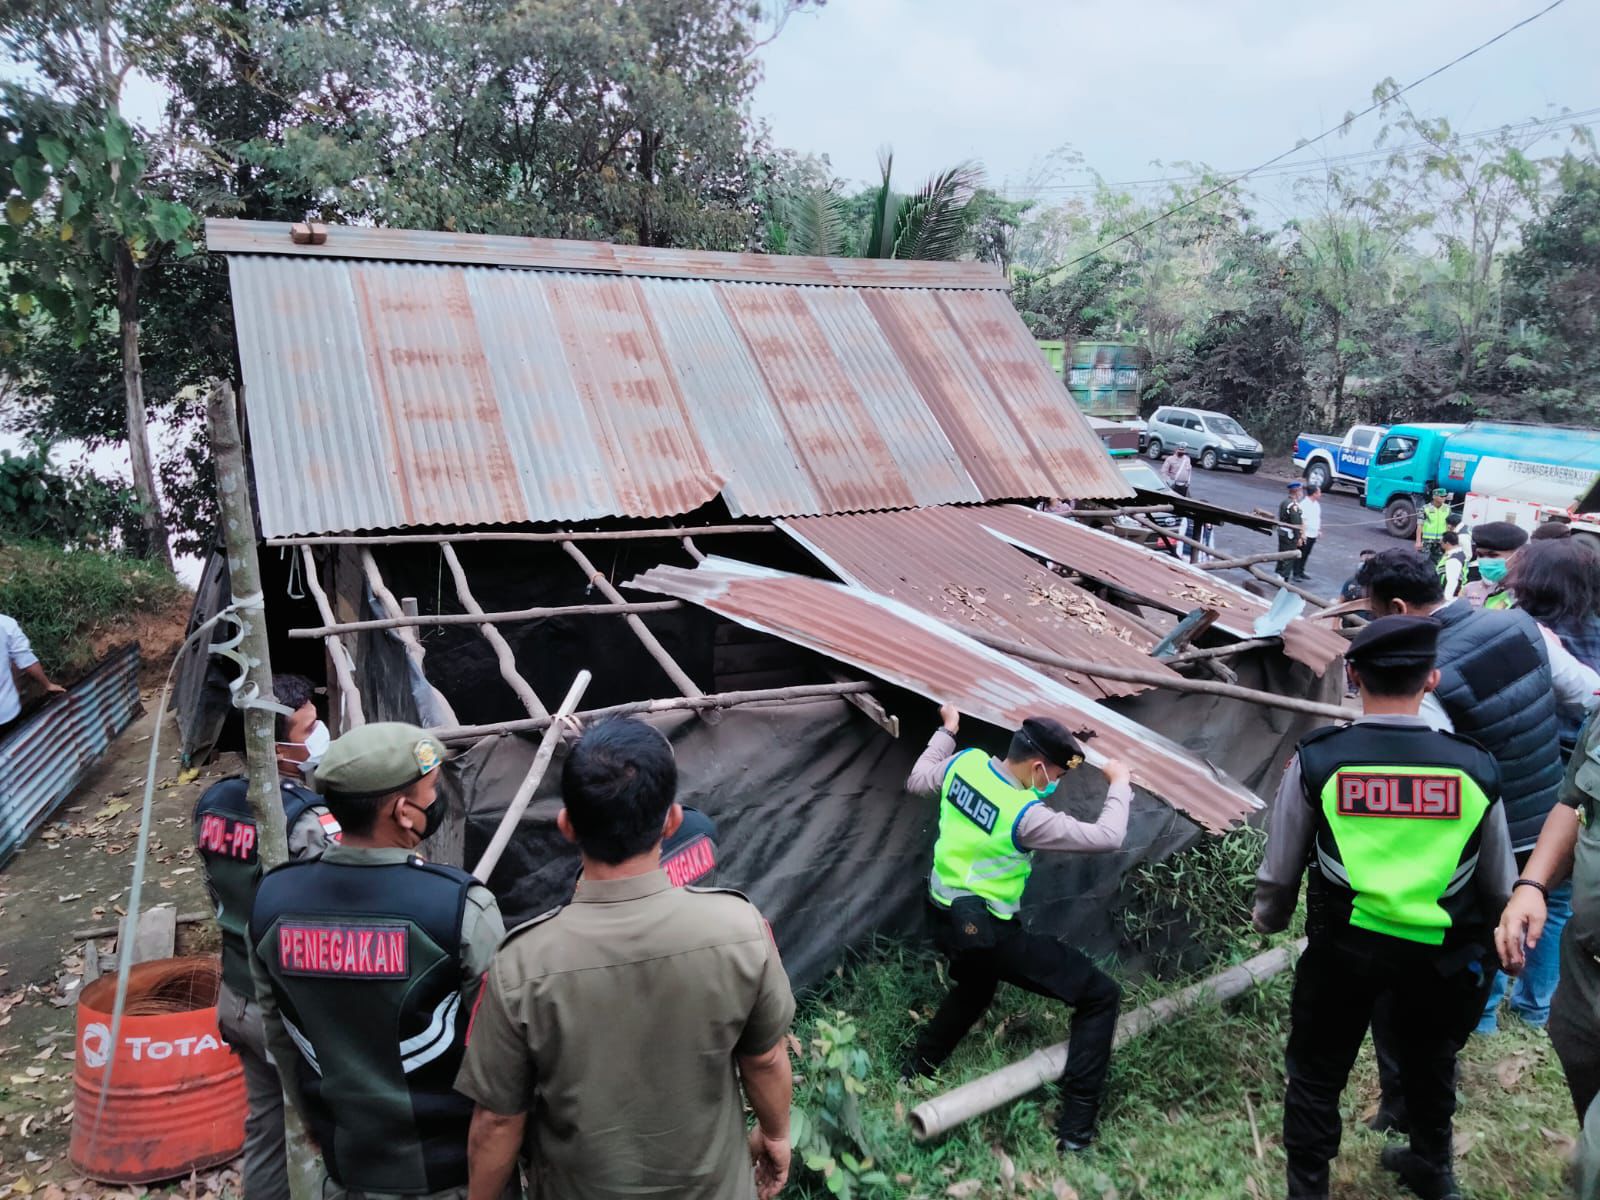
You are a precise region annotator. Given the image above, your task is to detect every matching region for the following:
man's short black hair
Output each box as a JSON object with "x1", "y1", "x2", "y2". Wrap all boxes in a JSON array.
[
  {"x1": 1356, "y1": 548, "x2": 1443, "y2": 609},
  {"x1": 321, "y1": 788, "x2": 391, "y2": 837},
  {"x1": 273, "y1": 673, "x2": 316, "y2": 741},
  {"x1": 562, "y1": 717, "x2": 677, "y2": 865},
  {"x1": 1349, "y1": 658, "x2": 1435, "y2": 699},
  {"x1": 1441, "y1": 531, "x2": 1459, "y2": 547}
]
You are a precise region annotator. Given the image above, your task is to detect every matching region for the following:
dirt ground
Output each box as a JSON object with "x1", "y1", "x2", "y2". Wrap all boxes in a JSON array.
[{"x1": 0, "y1": 693, "x2": 244, "y2": 1200}]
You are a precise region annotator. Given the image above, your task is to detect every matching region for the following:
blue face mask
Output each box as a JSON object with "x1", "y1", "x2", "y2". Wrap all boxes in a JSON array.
[
  {"x1": 1032, "y1": 767, "x2": 1059, "y2": 799},
  {"x1": 1478, "y1": 557, "x2": 1509, "y2": 584}
]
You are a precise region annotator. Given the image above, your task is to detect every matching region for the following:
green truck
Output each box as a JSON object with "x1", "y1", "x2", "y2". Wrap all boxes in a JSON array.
[{"x1": 1038, "y1": 339, "x2": 1143, "y2": 421}]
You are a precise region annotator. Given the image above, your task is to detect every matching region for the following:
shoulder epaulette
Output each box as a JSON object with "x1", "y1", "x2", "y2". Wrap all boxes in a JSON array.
[
  {"x1": 499, "y1": 905, "x2": 565, "y2": 945},
  {"x1": 1296, "y1": 724, "x2": 1348, "y2": 751},
  {"x1": 683, "y1": 884, "x2": 753, "y2": 903}
]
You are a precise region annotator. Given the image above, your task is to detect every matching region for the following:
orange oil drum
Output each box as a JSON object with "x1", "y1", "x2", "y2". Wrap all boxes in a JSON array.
[{"x1": 70, "y1": 956, "x2": 246, "y2": 1184}]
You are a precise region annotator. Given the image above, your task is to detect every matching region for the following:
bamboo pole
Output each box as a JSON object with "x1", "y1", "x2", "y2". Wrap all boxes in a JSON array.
[
  {"x1": 1164, "y1": 638, "x2": 1281, "y2": 665},
  {"x1": 287, "y1": 599, "x2": 683, "y2": 639},
  {"x1": 1130, "y1": 515, "x2": 1297, "y2": 570},
  {"x1": 431, "y1": 681, "x2": 877, "y2": 744},
  {"x1": 965, "y1": 629, "x2": 1351, "y2": 721},
  {"x1": 1196, "y1": 549, "x2": 1305, "y2": 572},
  {"x1": 266, "y1": 525, "x2": 776, "y2": 548},
  {"x1": 1071, "y1": 505, "x2": 1176, "y2": 518},
  {"x1": 472, "y1": 672, "x2": 591, "y2": 882},
  {"x1": 360, "y1": 549, "x2": 458, "y2": 726},
  {"x1": 299, "y1": 546, "x2": 366, "y2": 727},
  {"x1": 562, "y1": 539, "x2": 704, "y2": 701},
  {"x1": 908, "y1": 941, "x2": 1305, "y2": 1141},
  {"x1": 208, "y1": 381, "x2": 321, "y2": 1200},
  {"x1": 440, "y1": 543, "x2": 549, "y2": 719},
  {"x1": 1248, "y1": 565, "x2": 1335, "y2": 609}
]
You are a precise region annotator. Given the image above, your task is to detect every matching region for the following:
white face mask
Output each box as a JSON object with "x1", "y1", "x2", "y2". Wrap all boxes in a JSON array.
[{"x1": 302, "y1": 720, "x2": 331, "y2": 765}]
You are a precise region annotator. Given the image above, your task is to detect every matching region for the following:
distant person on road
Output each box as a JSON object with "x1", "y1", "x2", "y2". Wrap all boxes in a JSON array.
[
  {"x1": 903, "y1": 707, "x2": 1128, "y2": 1152},
  {"x1": 1437, "y1": 532, "x2": 1470, "y2": 603},
  {"x1": 1295, "y1": 485, "x2": 1323, "y2": 581},
  {"x1": 0, "y1": 613, "x2": 64, "y2": 738},
  {"x1": 458, "y1": 717, "x2": 795, "y2": 1200},
  {"x1": 1160, "y1": 445, "x2": 1192, "y2": 496},
  {"x1": 1277, "y1": 481, "x2": 1305, "y2": 580},
  {"x1": 1463, "y1": 521, "x2": 1528, "y2": 610},
  {"x1": 1416, "y1": 489, "x2": 1452, "y2": 563}
]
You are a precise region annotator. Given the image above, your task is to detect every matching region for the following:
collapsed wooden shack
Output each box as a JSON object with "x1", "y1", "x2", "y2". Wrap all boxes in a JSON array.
[{"x1": 176, "y1": 220, "x2": 1346, "y2": 985}]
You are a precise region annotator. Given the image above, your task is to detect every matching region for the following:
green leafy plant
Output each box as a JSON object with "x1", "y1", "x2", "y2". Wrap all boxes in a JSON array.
[
  {"x1": 789, "y1": 1013, "x2": 891, "y2": 1199},
  {"x1": 1120, "y1": 826, "x2": 1269, "y2": 972},
  {"x1": 0, "y1": 440, "x2": 138, "y2": 548}
]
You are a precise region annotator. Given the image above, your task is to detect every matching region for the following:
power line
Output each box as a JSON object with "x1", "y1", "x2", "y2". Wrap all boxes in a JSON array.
[
  {"x1": 1046, "y1": 0, "x2": 1570, "y2": 273},
  {"x1": 1002, "y1": 108, "x2": 1600, "y2": 198}
]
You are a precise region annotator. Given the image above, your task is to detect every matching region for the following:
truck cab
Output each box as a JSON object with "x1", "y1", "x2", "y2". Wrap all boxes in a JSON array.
[{"x1": 1364, "y1": 423, "x2": 1466, "y2": 538}]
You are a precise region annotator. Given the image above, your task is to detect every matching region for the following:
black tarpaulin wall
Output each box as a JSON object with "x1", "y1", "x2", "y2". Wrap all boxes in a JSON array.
[{"x1": 455, "y1": 646, "x2": 1339, "y2": 989}]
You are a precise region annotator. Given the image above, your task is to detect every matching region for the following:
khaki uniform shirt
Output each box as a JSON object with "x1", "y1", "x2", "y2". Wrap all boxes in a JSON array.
[{"x1": 455, "y1": 870, "x2": 795, "y2": 1200}]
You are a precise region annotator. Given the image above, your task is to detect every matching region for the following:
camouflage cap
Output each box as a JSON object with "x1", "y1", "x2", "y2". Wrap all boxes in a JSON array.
[{"x1": 311, "y1": 722, "x2": 445, "y2": 797}]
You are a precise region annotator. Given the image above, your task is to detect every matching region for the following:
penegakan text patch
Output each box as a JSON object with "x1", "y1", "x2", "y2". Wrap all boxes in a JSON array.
[
  {"x1": 1336, "y1": 771, "x2": 1461, "y2": 819},
  {"x1": 662, "y1": 835, "x2": 716, "y2": 887},
  {"x1": 278, "y1": 923, "x2": 409, "y2": 978}
]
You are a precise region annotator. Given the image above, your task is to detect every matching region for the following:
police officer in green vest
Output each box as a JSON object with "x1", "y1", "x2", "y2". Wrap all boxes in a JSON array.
[
  {"x1": 249, "y1": 723, "x2": 504, "y2": 1200},
  {"x1": 1499, "y1": 709, "x2": 1600, "y2": 1200},
  {"x1": 193, "y1": 674, "x2": 340, "y2": 1200},
  {"x1": 903, "y1": 708, "x2": 1131, "y2": 1151},
  {"x1": 1415, "y1": 489, "x2": 1452, "y2": 562},
  {"x1": 1255, "y1": 616, "x2": 1515, "y2": 1200}
]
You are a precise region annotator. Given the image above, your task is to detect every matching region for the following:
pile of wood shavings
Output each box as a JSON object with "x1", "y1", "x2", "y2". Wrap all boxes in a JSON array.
[
  {"x1": 1024, "y1": 581, "x2": 1134, "y2": 643},
  {"x1": 941, "y1": 583, "x2": 998, "y2": 622},
  {"x1": 1175, "y1": 582, "x2": 1233, "y2": 609}
]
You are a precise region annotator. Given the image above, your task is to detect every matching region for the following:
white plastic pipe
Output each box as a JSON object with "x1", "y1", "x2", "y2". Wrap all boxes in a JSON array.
[{"x1": 908, "y1": 939, "x2": 1305, "y2": 1141}]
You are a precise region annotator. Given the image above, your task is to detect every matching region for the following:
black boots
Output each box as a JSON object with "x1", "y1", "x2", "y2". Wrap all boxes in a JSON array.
[
  {"x1": 1380, "y1": 1145, "x2": 1462, "y2": 1200},
  {"x1": 1285, "y1": 1158, "x2": 1330, "y2": 1200}
]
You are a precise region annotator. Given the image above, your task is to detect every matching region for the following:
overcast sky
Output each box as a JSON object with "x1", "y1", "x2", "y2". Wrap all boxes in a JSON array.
[{"x1": 753, "y1": 0, "x2": 1597, "y2": 209}]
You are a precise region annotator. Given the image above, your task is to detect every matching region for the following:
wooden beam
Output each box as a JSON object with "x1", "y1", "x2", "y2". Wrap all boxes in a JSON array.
[
  {"x1": 300, "y1": 546, "x2": 365, "y2": 727},
  {"x1": 1248, "y1": 565, "x2": 1335, "y2": 609},
  {"x1": 562, "y1": 539, "x2": 704, "y2": 703},
  {"x1": 1164, "y1": 637, "x2": 1281, "y2": 665},
  {"x1": 265, "y1": 525, "x2": 776, "y2": 548},
  {"x1": 1196, "y1": 549, "x2": 1304, "y2": 571},
  {"x1": 440, "y1": 543, "x2": 548, "y2": 719},
  {"x1": 360, "y1": 549, "x2": 458, "y2": 726},
  {"x1": 287, "y1": 599, "x2": 684, "y2": 638},
  {"x1": 431, "y1": 681, "x2": 878, "y2": 744}
]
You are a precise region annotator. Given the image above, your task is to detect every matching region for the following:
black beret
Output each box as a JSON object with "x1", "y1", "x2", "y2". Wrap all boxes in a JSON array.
[
  {"x1": 1471, "y1": 521, "x2": 1529, "y2": 553},
  {"x1": 1347, "y1": 615, "x2": 1440, "y2": 667},
  {"x1": 1019, "y1": 717, "x2": 1084, "y2": 770}
]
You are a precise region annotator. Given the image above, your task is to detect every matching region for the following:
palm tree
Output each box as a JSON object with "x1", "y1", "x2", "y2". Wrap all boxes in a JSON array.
[{"x1": 779, "y1": 150, "x2": 985, "y2": 261}]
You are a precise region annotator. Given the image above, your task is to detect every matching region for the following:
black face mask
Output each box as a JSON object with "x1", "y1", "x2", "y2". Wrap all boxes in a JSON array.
[{"x1": 413, "y1": 795, "x2": 445, "y2": 841}]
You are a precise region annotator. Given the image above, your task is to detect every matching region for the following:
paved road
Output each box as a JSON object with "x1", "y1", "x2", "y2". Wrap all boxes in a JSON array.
[{"x1": 1177, "y1": 468, "x2": 1397, "y2": 595}]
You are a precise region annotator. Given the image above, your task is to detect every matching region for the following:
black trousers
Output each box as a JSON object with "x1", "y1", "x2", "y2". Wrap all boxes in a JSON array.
[
  {"x1": 1296, "y1": 537, "x2": 1317, "y2": 579},
  {"x1": 913, "y1": 907, "x2": 1121, "y2": 1136},
  {"x1": 1286, "y1": 935, "x2": 1491, "y2": 1198}
]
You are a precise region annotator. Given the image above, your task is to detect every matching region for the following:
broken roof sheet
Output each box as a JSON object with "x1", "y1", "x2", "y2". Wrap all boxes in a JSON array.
[
  {"x1": 779, "y1": 508, "x2": 1185, "y2": 702},
  {"x1": 213, "y1": 219, "x2": 1131, "y2": 537},
  {"x1": 972, "y1": 506, "x2": 1348, "y2": 673},
  {"x1": 627, "y1": 557, "x2": 1262, "y2": 833}
]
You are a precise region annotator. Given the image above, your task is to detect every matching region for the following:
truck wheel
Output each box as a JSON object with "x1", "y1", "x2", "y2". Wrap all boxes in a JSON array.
[
  {"x1": 1145, "y1": 439, "x2": 1163, "y2": 461},
  {"x1": 1199, "y1": 447, "x2": 1219, "y2": 470},
  {"x1": 1305, "y1": 460, "x2": 1331, "y2": 491},
  {"x1": 1383, "y1": 496, "x2": 1418, "y2": 539}
]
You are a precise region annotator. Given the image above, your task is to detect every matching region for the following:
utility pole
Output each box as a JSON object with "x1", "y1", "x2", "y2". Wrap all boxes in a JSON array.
[{"x1": 207, "y1": 378, "x2": 319, "y2": 1200}]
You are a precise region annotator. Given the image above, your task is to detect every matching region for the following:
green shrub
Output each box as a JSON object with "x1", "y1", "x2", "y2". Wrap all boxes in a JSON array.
[{"x1": 0, "y1": 539, "x2": 185, "y2": 677}]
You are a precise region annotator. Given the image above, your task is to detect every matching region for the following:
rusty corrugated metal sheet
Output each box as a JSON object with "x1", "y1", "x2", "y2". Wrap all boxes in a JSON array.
[
  {"x1": 221, "y1": 222, "x2": 1132, "y2": 536},
  {"x1": 972, "y1": 506, "x2": 1348, "y2": 673},
  {"x1": 207, "y1": 219, "x2": 1011, "y2": 290},
  {"x1": 627, "y1": 558, "x2": 1260, "y2": 833},
  {"x1": 780, "y1": 508, "x2": 1184, "y2": 701},
  {"x1": 0, "y1": 645, "x2": 143, "y2": 866}
]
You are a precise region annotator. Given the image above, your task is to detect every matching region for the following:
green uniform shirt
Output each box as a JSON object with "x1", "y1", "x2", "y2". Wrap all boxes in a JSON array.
[
  {"x1": 1562, "y1": 713, "x2": 1600, "y2": 944},
  {"x1": 455, "y1": 870, "x2": 795, "y2": 1200},
  {"x1": 250, "y1": 844, "x2": 503, "y2": 1200}
]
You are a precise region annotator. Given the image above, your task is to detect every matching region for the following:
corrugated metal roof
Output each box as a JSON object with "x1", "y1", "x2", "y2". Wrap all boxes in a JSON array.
[
  {"x1": 626, "y1": 558, "x2": 1260, "y2": 833},
  {"x1": 780, "y1": 508, "x2": 1184, "y2": 701},
  {"x1": 971, "y1": 506, "x2": 1348, "y2": 673},
  {"x1": 219, "y1": 221, "x2": 1131, "y2": 536},
  {"x1": 0, "y1": 645, "x2": 142, "y2": 866},
  {"x1": 208, "y1": 219, "x2": 1012, "y2": 290}
]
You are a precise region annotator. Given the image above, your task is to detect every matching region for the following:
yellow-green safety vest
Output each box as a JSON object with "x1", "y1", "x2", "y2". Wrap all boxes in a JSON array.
[
  {"x1": 930, "y1": 749, "x2": 1039, "y2": 920},
  {"x1": 1420, "y1": 503, "x2": 1451, "y2": 540}
]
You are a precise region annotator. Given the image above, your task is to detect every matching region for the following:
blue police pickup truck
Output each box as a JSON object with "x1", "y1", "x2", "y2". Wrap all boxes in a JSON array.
[{"x1": 1294, "y1": 424, "x2": 1387, "y2": 494}]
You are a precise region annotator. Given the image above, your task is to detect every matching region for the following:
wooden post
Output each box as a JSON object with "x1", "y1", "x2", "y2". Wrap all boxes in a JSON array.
[
  {"x1": 562, "y1": 540, "x2": 704, "y2": 703},
  {"x1": 207, "y1": 380, "x2": 320, "y2": 1200},
  {"x1": 300, "y1": 547, "x2": 366, "y2": 727},
  {"x1": 440, "y1": 543, "x2": 549, "y2": 719}
]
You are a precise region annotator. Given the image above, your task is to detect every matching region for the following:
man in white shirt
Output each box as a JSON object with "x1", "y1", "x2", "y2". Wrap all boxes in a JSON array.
[
  {"x1": 1294, "y1": 485, "x2": 1323, "y2": 581},
  {"x1": 0, "y1": 614, "x2": 64, "y2": 735},
  {"x1": 1159, "y1": 445, "x2": 1192, "y2": 496}
]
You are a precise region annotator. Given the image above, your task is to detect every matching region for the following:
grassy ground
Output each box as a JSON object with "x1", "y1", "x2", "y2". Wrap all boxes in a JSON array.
[
  {"x1": 786, "y1": 837, "x2": 1577, "y2": 1200},
  {"x1": 0, "y1": 541, "x2": 187, "y2": 682}
]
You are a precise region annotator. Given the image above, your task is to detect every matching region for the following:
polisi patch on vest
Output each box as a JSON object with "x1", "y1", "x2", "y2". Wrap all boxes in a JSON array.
[
  {"x1": 1336, "y1": 771, "x2": 1461, "y2": 819},
  {"x1": 278, "y1": 922, "x2": 409, "y2": 978},
  {"x1": 947, "y1": 775, "x2": 1000, "y2": 833},
  {"x1": 197, "y1": 813, "x2": 258, "y2": 862}
]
